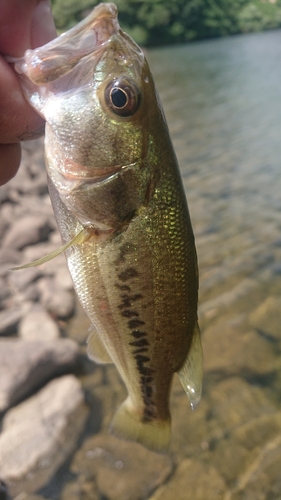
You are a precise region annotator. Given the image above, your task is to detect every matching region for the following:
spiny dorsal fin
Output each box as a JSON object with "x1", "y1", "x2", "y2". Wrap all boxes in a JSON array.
[
  {"x1": 10, "y1": 227, "x2": 91, "y2": 270},
  {"x1": 177, "y1": 322, "x2": 203, "y2": 410}
]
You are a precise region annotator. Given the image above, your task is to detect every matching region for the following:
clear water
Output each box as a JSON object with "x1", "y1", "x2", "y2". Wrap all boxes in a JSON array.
[{"x1": 28, "y1": 30, "x2": 281, "y2": 499}]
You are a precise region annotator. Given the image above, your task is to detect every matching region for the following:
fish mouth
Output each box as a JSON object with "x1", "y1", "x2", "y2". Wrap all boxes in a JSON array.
[{"x1": 12, "y1": 3, "x2": 119, "y2": 85}]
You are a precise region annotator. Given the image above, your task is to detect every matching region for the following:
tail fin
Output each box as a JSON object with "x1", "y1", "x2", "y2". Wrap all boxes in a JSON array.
[{"x1": 110, "y1": 398, "x2": 171, "y2": 452}]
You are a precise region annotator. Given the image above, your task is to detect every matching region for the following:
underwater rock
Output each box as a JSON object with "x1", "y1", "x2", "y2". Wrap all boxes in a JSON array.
[
  {"x1": 61, "y1": 478, "x2": 99, "y2": 500},
  {"x1": 208, "y1": 377, "x2": 277, "y2": 434},
  {"x1": 249, "y1": 296, "x2": 281, "y2": 342},
  {"x1": 70, "y1": 434, "x2": 173, "y2": 500},
  {"x1": 148, "y1": 459, "x2": 227, "y2": 500},
  {"x1": 0, "y1": 338, "x2": 79, "y2": 412},
  {"x1": 209, "y1": 411, "x2": 281, "y2": 485},
  {"x1": 0, "y1": 375, "x2": 89, "y2": 497},
  {"x1": 226, "y1": 433, "x2": 281, "y2": 500},
  {"x1": 202, "y1": 321, "x2": 281, "y2": 377}
]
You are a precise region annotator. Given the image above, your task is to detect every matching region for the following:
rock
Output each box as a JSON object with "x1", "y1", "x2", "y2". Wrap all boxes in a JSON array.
[
  {"x1": 249, "y1": 296, "x2": 281, "y2": 341},
  {"x1": 0, "y1": 279, "x2": 11, "y2": 307},
  {"x1": 61, "y1": 479, "x2": 99, "y2": 500},
  {"x1": 208, "y1": 378, "x2": 277, "y2": 436},
  {"x1": 202, "y1": 322, "x2": 281, "y2": 377},
  {"x1": 37, "y1": 277, "x2": 75, "y2": 319},
  {"x1": 149, "y1": 459, "x2": 227, "y2": 500},
  {"x1": 227, "y1": 434, "x2": 281, "y2": 500},
  {"x1": 18, "y1": 304, "x2": 60, "y2": 340},
  {"x1": 54, "y1": 265, "x2": 73, "y2": 291},
  {"x1": 210, "y1": 412, "x2": 281, "y2": 485},
  {"x1": 12, "y1": 495, "x2": 45, "y2": 500},
  {"x1": 0, "y1": 248, "x2": 21, "y2": 266},
  {"x1": 0, "y1": 338, "x2": 79, "y2": 412},
  {"x1": 199, "y1": 278, "x2": 258, "y2": 320},
  {"x1": 169, "y1": 377, "x2": 212, "y2": 458},
  {"x1": 71, "y1": 434, "x2": 173, "y2": 500},
  {"x1": 1, "y1": 215, "x2": 52, "y2": 251},
  {"x1": 0, "y1": 479, "x2": 11, "y2": 500},
  {"x1": 0, "y1": 305, "x2": 30, "y2": 336},
  {"x1": 0, "y1": 248, "x2": 22, "y2": 278},
  {"x1": 8, "y1": 267, "x2": 42, "y2": 292},
  {"x1": 0, "y1": 375, "x2": 89, "y2": 497}
]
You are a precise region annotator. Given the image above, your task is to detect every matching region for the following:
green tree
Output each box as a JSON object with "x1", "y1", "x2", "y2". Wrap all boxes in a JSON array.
[{"x1": 51, "y1": 0, "x2": 281, "y2": 46}]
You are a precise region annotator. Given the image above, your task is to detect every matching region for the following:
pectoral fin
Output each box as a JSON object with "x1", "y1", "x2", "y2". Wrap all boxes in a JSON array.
[
  {"x1": 87, "y1": 324, "x2": 113, "y2": 364},
  {"x1": 10, "y1": 228, "x2": 91, "y2": 270},
  {"x1": 177, "y1": 322, "x2": 203, "y2": 410}
]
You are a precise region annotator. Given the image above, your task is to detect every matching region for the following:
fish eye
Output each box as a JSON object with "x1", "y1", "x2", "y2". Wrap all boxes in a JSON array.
[{"x1": 105, "y1": 78, "x2": 140, "y2": 117}]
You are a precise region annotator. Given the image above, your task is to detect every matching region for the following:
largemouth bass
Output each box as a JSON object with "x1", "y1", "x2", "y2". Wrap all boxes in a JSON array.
[{"x1": 12, "y1": 2, "x2": 202, "y2": 451}]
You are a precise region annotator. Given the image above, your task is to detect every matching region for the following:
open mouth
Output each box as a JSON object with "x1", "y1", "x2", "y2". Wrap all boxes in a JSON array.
[{"x1": 9, "y1": 3, "x2": 119, "y2": 85}]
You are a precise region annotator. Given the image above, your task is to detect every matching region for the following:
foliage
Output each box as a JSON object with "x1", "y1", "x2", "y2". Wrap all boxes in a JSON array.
[{"x1": 51, "y1": 0, "x2": 281, "y2": 46}]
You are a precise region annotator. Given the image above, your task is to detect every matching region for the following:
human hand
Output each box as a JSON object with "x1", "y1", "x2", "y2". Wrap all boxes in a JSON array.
[{"x1": 0, "y1": 0, "x2": 56, "y2": 185}]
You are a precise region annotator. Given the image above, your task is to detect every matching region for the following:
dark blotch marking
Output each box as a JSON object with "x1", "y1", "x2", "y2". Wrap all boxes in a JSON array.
[
  {"x1": 118, "y1": 293, "x2": 142, "y2": 311},
  {"x1": 141, "y1": 375, "x2": 154, "y2": 385},
  {"x1": 128, "y1": 319, "x2": 145, "y2": 329},
  {"x1": 132, "y1": 330, "x2": 147, "y2": 339},
  {"x1": 135, "y1": 354, "x2": 151, "y2": 374},
  {"x1": 118, "y1": 267, "x2": 139, "y2": 282},
  {"x1": 143, "y1": 406, "x2": 156, "y2": 422},
  {"x1": 132, "y1": 347, "x2": 149, "y2": 355},
  {"x1": 129, "y1": 338, "x2": 149, "y2": 348},
  {"x1": 121, "y1": 310, "x2": 139, "y2": 318},
  {"x1": 115, "y1": 283, "x2": 131, "y2": 292},
  {"x1": 114, "y1": 243, "x2": 135, "y2": 265}
]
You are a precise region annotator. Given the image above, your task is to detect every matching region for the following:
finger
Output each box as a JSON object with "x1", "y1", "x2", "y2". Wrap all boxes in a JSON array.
[
  {"x1": 0, "y1": 0, "x2": 56, "y2": 57},
  {"x1": 0, "y1": 56, "x2": 45, "y2": 143},
  {"x1": 0, "y1": 143, "x2": 21, "y2": 185}
]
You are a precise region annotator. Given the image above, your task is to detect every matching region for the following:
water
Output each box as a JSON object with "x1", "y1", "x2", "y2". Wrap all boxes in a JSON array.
[{"x1": 41, "y1": 31, "x2": 281, "y2": 499}]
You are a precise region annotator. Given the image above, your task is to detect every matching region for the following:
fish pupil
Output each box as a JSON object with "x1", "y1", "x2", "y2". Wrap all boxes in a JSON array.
[
  {"x1": 111, "y1": 88, "x2": 127, "y2": 109},
  {"x1": 104, "y1": 77, "x2": 140, "y2": 117}
]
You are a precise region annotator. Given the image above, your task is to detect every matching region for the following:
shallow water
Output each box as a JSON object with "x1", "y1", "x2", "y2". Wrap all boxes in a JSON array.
[{"x1": 38, "y1": 30, "x2": 281, "y2": 499}]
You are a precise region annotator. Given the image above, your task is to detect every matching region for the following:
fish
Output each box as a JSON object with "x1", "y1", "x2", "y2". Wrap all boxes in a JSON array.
[{"x1": 12, "y1": 2, "x2": 203, "y2": 451}]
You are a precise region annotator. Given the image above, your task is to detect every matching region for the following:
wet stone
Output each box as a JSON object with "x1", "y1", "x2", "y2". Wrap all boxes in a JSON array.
[
  {"x1": 61, "y1": 478, "x2": 99, "y2": 500},
  {"x1": 227, "y1": 434, "x2": 281, "y2": 500},
  {"x1": 202, "y1": 321, "x2": 281, "y2": 377},
  {"x1": 71, "y1": 434, "x2": 173, "y2": 500},
  {"x1": 149, "y1": 459, "x2": 228, "y2": 500},
  {"x1": 169, "y1": 376, "x2": 212, "y2": 458},
  {"x1": 0, "y1": 376, "x2": 89, "y2": 497},
  {"x1": 209, "y1": 411, "x2": 281, "y2": 485},
  {"x1": 249, "y1": 296, "x2": 281, "y2": 341},
  {"x1": 0, "y1": 338, "x2": 79, "y2": 412},
  {"x1": 207, "y1": 377, "x2": 277, "y2": 436}
]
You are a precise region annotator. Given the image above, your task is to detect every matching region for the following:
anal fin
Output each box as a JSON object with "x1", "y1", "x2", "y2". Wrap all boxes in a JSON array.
[
  {"x1": 177, "y1": 322, "x2": 203, "y2": 410},
  {"x1": 87, "y1": 324, "x2": 113, "y2": 364}
]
